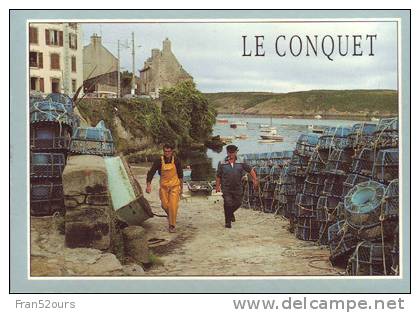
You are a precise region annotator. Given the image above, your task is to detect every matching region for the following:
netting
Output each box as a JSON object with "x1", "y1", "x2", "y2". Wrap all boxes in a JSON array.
[
  {"x1": 303, "y1": 174, "x2": 326, "y2": 197},
  {"x1": 70, "y1": 121, "x2": 115, "y2": 156},
  {"x1": 322, "y1": 175, "x2": 346, "y2": 198},
  {"x1": 306, "y1": 150, "x2": 328, "y2": 174},
  {"x1": 382, "y1": 179, "x2": 399, "y2": 219},
  {"x1": 351, "y1": 148, "x2": 375, "y2": 176},
  {"x1": 372, "y1": 118, "x2": 399, "y2": 149},
  {"x1": 317, "y1": 127, "x2": 352, "y2": 151},
  {"x1": 30, "y1": 125, "x2": 72, "y2": 151},
  {"x1": 295, "y1": 193, "x2": 318, "y2": 217},
  {"x1": 30, "y1": 152, "x2": 66, "y2": 178},
  {"x1": 30, "y1": 100, "x2": 78, "y2": 128},
  {"x1": 372, "y1": 149, "x2": 399, "y2": 183},
  {"x1": 342, "y1": 174, "x2": 371, "y2": 197},
  {"x1": 294, "y1": 133, "x2": 320, "y2": 157},
  {"x1": 328, "y1": 220, "x2": 359, "y2": 265},
  {"x1": 295, "y1": 217, "x2": 321, "y2": 241},
  {"x1": 346, "y1": 241, "x2": 392, "y2": 275},
  {"x1": 325, "y1": 149, "x2": 353, "y2": 175},
  {"x1": 30, "y1": 181, "x2": 64, "y2": 216},
  {"x1": 348, "y1": 123, "x2": 377, "y2": 149}
]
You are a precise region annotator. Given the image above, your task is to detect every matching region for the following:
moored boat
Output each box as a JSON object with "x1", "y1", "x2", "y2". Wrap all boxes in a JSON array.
[
  {"x1": 260, "y1": 134, "x2": 283, "y2": 141},
  {"x1": 230, "y1": 121, "x2": 247, "y2": 128}
]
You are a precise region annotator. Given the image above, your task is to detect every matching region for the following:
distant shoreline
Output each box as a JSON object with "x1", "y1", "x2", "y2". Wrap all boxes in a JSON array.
[{"x1": 216, "y1": 112, "x2": 396, "y2": 121}]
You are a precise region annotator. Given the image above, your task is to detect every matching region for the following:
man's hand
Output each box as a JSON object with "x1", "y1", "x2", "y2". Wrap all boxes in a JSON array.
[
  {"x1": 146, "y1": 184, "x2": 152, "y2": 194},
  {"x1": 253, "y1": 180, "x2": 259, "y2": 191}
]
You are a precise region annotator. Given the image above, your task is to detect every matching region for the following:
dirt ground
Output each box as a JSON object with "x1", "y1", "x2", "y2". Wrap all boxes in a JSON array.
[
  {"x1": 30, "y1": 166, "x2": 343, "y2": 277},
  {"x1": 133, "y1": 168, "x2": 343, "y2": 276}
]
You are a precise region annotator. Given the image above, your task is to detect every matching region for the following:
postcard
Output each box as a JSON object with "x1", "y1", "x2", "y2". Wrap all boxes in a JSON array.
[{"x1": 10, "y1": 9, "x2": 410, "y2": 293}]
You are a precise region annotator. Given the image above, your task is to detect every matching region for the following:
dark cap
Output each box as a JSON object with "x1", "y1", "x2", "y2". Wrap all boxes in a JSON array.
[{"x1": 226, "y1": 144, "x2": 239, "y2": 153}]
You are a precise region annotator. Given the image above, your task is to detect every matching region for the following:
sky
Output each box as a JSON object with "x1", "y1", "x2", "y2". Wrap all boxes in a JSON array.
[{"x1": 81, "y1": 21, "x2": 398, "y2": 93}]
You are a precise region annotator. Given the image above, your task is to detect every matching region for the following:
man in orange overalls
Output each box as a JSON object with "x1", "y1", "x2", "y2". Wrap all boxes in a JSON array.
[{"x1": 146, "y1": 144, "x2": 183, "y2": 233}]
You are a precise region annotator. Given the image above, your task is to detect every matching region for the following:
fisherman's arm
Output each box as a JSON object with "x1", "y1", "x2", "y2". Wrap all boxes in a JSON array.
[
  {"x1": 215, "y1": 162, "x2": 222, "y2": 193},
  {"x1": 244, "y1": 163, "x2": 259, "y2": 190},
  {"x1": 176, "y1": 158, "x2": 184, "y2": 194},
  {"x1": 249, "y1": 168, "x2": 259, "y2": 190},
  {"x1": 146, "y1": 159, "x2": 160, "y2": 193}
]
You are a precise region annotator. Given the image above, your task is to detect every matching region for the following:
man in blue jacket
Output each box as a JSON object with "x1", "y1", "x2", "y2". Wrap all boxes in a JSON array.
[{"x1": 215, "y1": 145, "x2": 258, "y2": 228}]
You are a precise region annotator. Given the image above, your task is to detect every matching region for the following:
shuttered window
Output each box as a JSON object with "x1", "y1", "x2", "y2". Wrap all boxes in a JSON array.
[
  {"x1": 29, "y1": 27, "x2": 38, "y2": 44},
  {"x1": 50, "y1": 53, "x2": 60, "y2": 70},
  {"x1": 30, "y1": 77, "x2": 44, "y2": 92},
  {"x1": 40, "y1": 78, "x2": 44, "y2": 92},
  {"x1": 71, "y1": 56, "x2": 76, "y2": 72},
  {"x1": 45, "y1": 29, "x2": 63, "y2": 46},
  {"x1": 29, "y1": 52, "x2": 43, "y2": 68},
  {"x1": 69, "y1": 33, "x2": 78, "y2": 49}
]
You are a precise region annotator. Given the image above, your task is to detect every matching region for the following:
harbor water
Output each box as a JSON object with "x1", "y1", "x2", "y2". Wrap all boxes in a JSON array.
[{"x1": 184, "y1": 114, "x2": 362, "y2": 181}]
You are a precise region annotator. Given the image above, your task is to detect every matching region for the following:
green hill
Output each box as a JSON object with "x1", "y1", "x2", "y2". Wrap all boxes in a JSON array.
[{"x1": 204, "y1": 90, "x2": 398, "y2": 118}]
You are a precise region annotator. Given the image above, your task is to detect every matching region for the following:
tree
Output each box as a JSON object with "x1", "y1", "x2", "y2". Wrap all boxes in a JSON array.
[{"x1": 160, "y1": 80, "x2": 216, "y2": 148}]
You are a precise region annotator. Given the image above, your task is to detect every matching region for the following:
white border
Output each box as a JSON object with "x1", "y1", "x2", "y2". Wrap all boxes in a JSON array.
[{"x1": 26, "y1": 17, "x2": 404, "y2": 282}]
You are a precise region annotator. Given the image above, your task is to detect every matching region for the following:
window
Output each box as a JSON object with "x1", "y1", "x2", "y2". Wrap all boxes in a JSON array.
[
  {"x1": 71, "y1": 56, "x2": 76, "y2": 72},
  {"x1": 45, "y1": 29, "x2": 63, "y2": 46},
  {"x1": 29, "y1": 27, "x2": 38, "y2": 44},
  {"x1": 50, "y1": 53, "x2": 60, "y2": 70},
  {"x1": 72, "y1": 79, "x2": 77, "y2": 92},
  {"x1": 69, "y1": 33, "x2": 78, "y2": 49},
  {"x1": 30, "y1": 77, "x2": 44, "y2": 92},
  {"x1": 51, "y1": 78, "x2": 60, "y2": 93},
  {"x1": 29, "y1": 52, "x2": 43, "y2": 68}
]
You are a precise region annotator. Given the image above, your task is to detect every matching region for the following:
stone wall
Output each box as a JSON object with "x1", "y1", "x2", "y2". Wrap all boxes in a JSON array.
[{"x1": 62, "y1": 155, "x2": 124, "y2": 259}]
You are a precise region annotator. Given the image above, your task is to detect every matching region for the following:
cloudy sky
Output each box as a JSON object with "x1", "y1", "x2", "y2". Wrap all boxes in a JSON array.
[{"x1": 82, "y1": 21, "x2": 398, "y2": 93}]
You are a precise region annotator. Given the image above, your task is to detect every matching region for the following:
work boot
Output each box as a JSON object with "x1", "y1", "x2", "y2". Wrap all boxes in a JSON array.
[
  {"x1": 225, "y1": 222, "x2": 232, "y2": 228},
  {"x1": 231, "y1": 213, "x2": 236, "y2": 222},
  {"x1": 169, "y1": 225, "x2": 176, "y2": 233}
]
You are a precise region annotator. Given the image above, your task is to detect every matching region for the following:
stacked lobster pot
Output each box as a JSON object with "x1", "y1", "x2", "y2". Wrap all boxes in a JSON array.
[
  {"x1": 325, "y1": 124, "x2": 377, "y2": 265},
  {"x1": 343, "y1": 179, "x2": 399, "y2": 275},
  {"x1": 329, "y1": 119, "x2": 399, "y2": 274},
  {"x1": 69, "y1": 120, "x2": 115, "y2": 156},
  {"x1": 30, "y1": 93, "x2": 80, "y2": 216},
  {"x1": 241, "y1": 151, "x2": 292, "y2": 211},
  {"x1": 291, "y1": 133, "x2": 324, "y2": 240}
]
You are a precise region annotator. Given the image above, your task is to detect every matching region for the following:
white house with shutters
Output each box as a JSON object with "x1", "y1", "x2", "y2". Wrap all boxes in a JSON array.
[{"x1": 29, "y1": 23, "x2": 83, "y2": 96}]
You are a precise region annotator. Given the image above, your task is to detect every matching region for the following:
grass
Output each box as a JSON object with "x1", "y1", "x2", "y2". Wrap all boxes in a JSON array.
[{"x1": 204, "y1": 89, "x2": 398, "y2": 115}]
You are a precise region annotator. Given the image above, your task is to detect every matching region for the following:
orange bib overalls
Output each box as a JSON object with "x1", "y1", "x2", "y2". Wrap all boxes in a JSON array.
[{"x1": 159, "y1": 156, "x2": 181, "y2": 227}]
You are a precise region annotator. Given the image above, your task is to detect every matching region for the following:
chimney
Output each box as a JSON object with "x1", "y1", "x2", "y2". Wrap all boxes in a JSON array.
[
  {"x1": 91, "y1": 33, "x2": 102, "y2": 46},
  {"x1": 151, "y1": 48, "x2": 160, "y2": 59},
  {"x1": 162, "y1": 38, "x2": 171, "y2": 53}
]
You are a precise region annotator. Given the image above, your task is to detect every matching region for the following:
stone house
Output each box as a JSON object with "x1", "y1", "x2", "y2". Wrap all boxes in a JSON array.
[{"x1": 139, "y1": 38, "x2": 192, "y2": 98}]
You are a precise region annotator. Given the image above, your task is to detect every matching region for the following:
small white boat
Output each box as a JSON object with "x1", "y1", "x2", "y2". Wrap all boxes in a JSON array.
[
  {"x1": 314, "y1": 114, "x2": 322, "y2": 119},
  {"x1": 260, "y1": 126, "x2": 277, "y2": 133},
  {"x1": 219, "y1": 136, "x2": 234, "y2": 143},
  {"x1": 308, "y1": 125, "x2": 325, "y2": 134},
  {"x1": 260, "y1": 134, "x2": 283, "y2": 141},
  {"x1": 235, "y1": 134, "x2": 248, "y2": 140},
  {"x1": 259, "y1": 124, "x2": 270, "y2": 128},
  {"x1": 230, "y1": 121, "x2": 247, "y2": 128},
  {"x1": 371, "y1": 117, "x2": 380, "y2": 122}
]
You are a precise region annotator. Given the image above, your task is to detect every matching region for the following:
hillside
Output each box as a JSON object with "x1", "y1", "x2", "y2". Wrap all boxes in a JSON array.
[{"x1": 204, "y1": 90, "x2": 398, "y2": 118}]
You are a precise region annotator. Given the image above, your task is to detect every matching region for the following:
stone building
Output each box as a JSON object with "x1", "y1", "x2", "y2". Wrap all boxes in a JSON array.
[
  {"x1": 139, "y1": 38, "x2": 192, "y2": 98},
  {"x1": 83, "y1": 34, "x2": 118, "y2": 96},
  {"x1": 29, "y1": 23, "x2": 83, "y2": 95}
]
